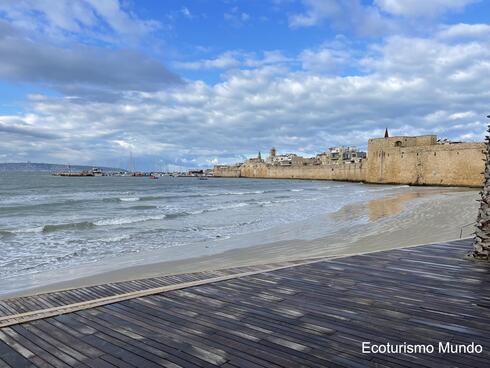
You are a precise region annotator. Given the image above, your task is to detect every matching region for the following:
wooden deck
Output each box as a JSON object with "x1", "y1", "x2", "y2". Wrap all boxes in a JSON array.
[
  {"x1": 0, "y1": 259, "x2": 318, "y2": 321},
  {"x1": 0, "y1": 238, "x2": 489, "y2": 367}
]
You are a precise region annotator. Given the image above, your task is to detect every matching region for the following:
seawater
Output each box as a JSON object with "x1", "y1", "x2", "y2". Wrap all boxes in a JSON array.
[{"x1": 0, "y1": 172, "x2": 412, "y2": 290}]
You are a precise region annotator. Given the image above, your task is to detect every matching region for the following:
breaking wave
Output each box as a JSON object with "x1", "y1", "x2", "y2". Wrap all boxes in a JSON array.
[
  {"x1": 94, "y1": 214, "x2": 167, "y2": 226},
  {"x1": 42, "y1": 221, "x2": 96, "y2": 233},
  {"x1": 119, "y1": 197, "x2": 140, "y2": 202}
]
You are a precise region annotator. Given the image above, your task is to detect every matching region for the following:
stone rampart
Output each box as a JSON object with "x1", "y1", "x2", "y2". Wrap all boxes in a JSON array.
[{"x1": 213, "y1": 135, "x2": 485, "y2": 187}]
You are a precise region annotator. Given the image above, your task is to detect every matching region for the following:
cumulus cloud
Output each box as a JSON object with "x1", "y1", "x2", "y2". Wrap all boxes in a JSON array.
[
  {"x1": 1, "y1": 30, "x2": 489, "y2": 168},
  {"x1": 299, "y1": 40, "x2": 352, "y2": 73},
  {"x1": 375, "y1": 0, "x2": 477, "y2": 17},
  {"x1": 0, "y1": 2, "x2": 181, "y2": 99},
  {"x1": 0, "y1": 1, "x2": 489, "y2": 169},
  {"x1": 174, "y1": 50, "x2": 293, "y2": 71},
  {"x1": 0, "y1": 117, "x2": 59, "y2": 139},
  {"x1": 289, "y1": 0, "x2": 397, "y2": 35},
  {"x1": 437, "y1": 23, "x2": 490, "y2": 40},
  {"x1": 174, "y1": 51, "x2": 242, "y2": 70},
  {"x1": 0, "y1": 0, "x2": 159, "y2": 42},
  {"x1": 289, "y1": 0, "x2": 478, "y2": 35},
  {"x1": 0, "y1": 29, "x2": 180, "y2": 94}
]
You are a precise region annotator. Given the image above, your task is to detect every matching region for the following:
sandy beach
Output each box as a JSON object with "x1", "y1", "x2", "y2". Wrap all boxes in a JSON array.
[{"x1": 1, "y1": 186, "x2": 479, "y2": 299}]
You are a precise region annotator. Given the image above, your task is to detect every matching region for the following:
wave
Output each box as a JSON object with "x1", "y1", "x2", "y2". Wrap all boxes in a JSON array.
[
  {"x1": 12, "y1": 226, "x2": 45, "y2": 234},
  {"x1": 9, "y1": 221, "x2": 95, "y2": 234},
  {"x1": 0, "y1": 230, "x2": 15, "y2": 237},
  {"x1": 188, "y1": 202, "x2": 250, "y2": 215},
  {"x1": 42, "y1": 221, "x2": 96, "y2": 233},
  {"x1": 140, "y1": 190, "x2": 266, "y2": 200},
  {"x1": 55, "y1": 247, "x2": 90, "y2": 262},
  {"x1": 312, "y1": 186, "x2": 331, "y2": 191},
  {"x1": 99, "y1": 189, "x2": 272, "y2": 204},
  {"x1": 94, "y1": 214, "x2": 167, "y2": 226},
  {"x1": 208, "y1": 202, "x2": 249, "y2": 211},
  {"x1": 102, "y1": 197, "x2": 141, "y2": 203},
  {"x1": 97, "y1": 234, "x2": 132, "y2": 243},
  {"x1": 165, "y1": 212, "x2": 189, "y2": 219},
  {"x1": 125, "y1": 205, "x2": 158, "y2": 210},
  {"x1": 119, "y1": 197, "x2": 140, "y2": 202},
  {"x1": 257, "y1": 201, "x2": 272, "y2": 206},
  {"x1": 222, "y1": 190, "x2": 265, "y2": 195},
  {"x1": 9, "y1": 214, "x2": 169, "y2": 234}
]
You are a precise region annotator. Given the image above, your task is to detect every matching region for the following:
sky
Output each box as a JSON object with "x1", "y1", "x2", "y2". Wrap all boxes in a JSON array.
[{"x1": 0, "y1": 0, "x2": 489, "y2": 171}]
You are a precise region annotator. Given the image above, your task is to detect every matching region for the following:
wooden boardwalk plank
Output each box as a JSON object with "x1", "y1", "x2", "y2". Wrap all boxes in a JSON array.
[
  {"x1": 0, "y1": 260, "x2": 311, "y2": 319},
  {"x1": 0, "y1": 238, "x2": 489, "y2": 367}
]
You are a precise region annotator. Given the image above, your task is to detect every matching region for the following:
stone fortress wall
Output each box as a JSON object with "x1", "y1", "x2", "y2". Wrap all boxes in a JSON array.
[
  {"x1": 213, "y1": 134, "x2": 485, "y2": 187},
  {"x1": 366, "y1": 135, "x2": 484, "y2": 187}
]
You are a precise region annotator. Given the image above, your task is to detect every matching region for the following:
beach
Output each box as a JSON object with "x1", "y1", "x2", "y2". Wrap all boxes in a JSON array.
[{"x1": 0, "y1": 181, "x2": 479, "y2": 299}]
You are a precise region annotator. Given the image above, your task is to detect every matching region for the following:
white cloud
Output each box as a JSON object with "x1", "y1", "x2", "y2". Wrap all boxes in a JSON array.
[
  {"x1": 174, "y1": 51, "x2": 242, "y2": 70},
  {"x1": 224, "y1": 6, "x2": 251, "y2": 27},
  {"x1": 0, "y1": 25, "x2": 180, "y2": 94},
  {"x1": 0, "y1": 0, "x2": 160, "y2": 42},
  {"x1": 181, "y1": 7, "x2": 192, "y2": 19},
  {"x1": 375, "y1": 0, "x2": 477, "y2": 17},
  {"x1": 289, "y1": 0, "x2": 397, "y2": 35},
  {"x1": 2, "y1": 31, "x2": 489, "y2": 168},
  {"x1": 437, "y1": 23, "x2": 490, "y2": 39},
  {"x1": 1, "y1": 1, "x2": 489, "y2": 169},
  {"x1": 174, "y1": 50, "x2": 293, "y2": 71},
  {"x1": 289, "y1": 0, "x2": 478, "y2": 35},
  {"x1": 299, "y1": 43, "x2": 351, "y2": 73}
]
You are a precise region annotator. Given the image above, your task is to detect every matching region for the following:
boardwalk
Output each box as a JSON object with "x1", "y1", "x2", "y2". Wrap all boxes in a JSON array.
[{"x1": 0, "y1": 238, "x2": 489, "y2": 367}]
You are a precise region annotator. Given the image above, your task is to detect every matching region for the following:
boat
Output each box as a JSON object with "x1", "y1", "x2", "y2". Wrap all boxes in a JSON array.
[
  {"x1": 91, "y1": 167, "x2": 103, "y2": 176},
  {"x1": 149, "y1": 175, "x2": 159, "y2": 179},
  {"x1": 53, "y1": 167, "x2": 105, "y2": 177}
]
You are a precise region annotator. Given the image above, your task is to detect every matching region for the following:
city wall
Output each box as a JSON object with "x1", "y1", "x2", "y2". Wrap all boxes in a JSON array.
[
  {"x1": 214, "y1": 135, "x2": 485, "y2": 187},
  {"x1": 366, "y1": 137, "x2": 484, "y2": 187},
  {"x1": 238, "y1": 162, "x2": 366, "y2": 182}
]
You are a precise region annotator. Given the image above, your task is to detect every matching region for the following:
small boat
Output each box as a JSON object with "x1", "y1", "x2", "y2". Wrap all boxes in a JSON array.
[
  {"x1": 199, "y1": 177, "x2": 208, "y2": 180},
  {"x1": 149, "y1": 175, "x2": 159, "y2": 179}
]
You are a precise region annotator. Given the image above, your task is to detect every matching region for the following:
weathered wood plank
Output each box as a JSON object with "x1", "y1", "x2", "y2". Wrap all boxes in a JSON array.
[{"x1": 0, "y1": 238, "x2": 489, "y2": 367}]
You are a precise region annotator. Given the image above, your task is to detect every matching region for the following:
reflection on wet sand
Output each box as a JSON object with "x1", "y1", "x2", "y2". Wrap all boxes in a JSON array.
[
  {"x1": 332, "y1": 187, "x2": 471, "y2": 222},
  {"x1": 367, "y1": 188, "x2": 471, "y2": 221},
  {"x1": 367, "y1": 191, "x2": 423, "y2": 221}
]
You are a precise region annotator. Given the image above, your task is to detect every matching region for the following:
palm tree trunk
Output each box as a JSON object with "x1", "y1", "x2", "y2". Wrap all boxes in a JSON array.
[{"x1": 472, "y1": 124, "x2": 490, "y2": 260}]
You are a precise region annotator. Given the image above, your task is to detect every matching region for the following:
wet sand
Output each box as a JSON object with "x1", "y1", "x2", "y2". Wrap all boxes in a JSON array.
[{"x1": 1, "y1": 186, "x2": 479, "y2": 299}]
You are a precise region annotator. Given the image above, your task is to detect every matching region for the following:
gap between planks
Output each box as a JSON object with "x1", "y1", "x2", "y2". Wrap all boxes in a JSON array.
[{"x1": 0, "y1": 236, "x2": 472, "y2": 329}]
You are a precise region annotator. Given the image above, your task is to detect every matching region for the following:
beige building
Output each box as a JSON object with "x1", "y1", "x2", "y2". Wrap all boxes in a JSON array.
[
  {"x1": 366, "y1": 135, "x2": 484, "y2": 187},
  {"x1": 214, "y1": 133, "x2": 485, "y2": 187}
]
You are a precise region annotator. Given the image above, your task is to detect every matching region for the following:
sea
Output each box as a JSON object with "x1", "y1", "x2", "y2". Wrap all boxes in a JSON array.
[{"x1": 0, "y1": 172, "x2": 437, "y2": 294}]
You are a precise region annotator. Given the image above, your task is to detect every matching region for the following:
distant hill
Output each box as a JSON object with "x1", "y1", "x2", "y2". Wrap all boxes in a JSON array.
[{"x1": 0, "y1": 162, "x2": 126, "y2": 172}]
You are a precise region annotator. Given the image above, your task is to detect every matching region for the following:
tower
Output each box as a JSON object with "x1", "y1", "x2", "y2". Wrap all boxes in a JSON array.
[
  {"x1": 384, "y1": 128, "x2": 389, "y2": 138},
  {"x1": 270, "y1": 147, "x2": 276, "y2": 158},
  {"x1": 258, "y1": 151, "x2": 262, "y2": 160}
]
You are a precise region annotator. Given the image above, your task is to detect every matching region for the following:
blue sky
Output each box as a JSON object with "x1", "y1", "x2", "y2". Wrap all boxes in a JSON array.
[{"x1": 0, "y1": 0, "x2": 489, "y2": 170}]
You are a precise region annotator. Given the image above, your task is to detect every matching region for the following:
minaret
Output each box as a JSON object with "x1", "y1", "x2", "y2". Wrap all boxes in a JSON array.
[{"x1": 472, "y1": 122, "x2": 490, "y2": 260}]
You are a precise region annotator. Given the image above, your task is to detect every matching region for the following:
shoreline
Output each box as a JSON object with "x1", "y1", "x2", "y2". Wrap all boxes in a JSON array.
[
  {"x1": 1, "y1": 186, "x2": 478, "y2": 300},
  {"x1": 214, "y1": 175, "x2": 484, "y2": 188}
]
